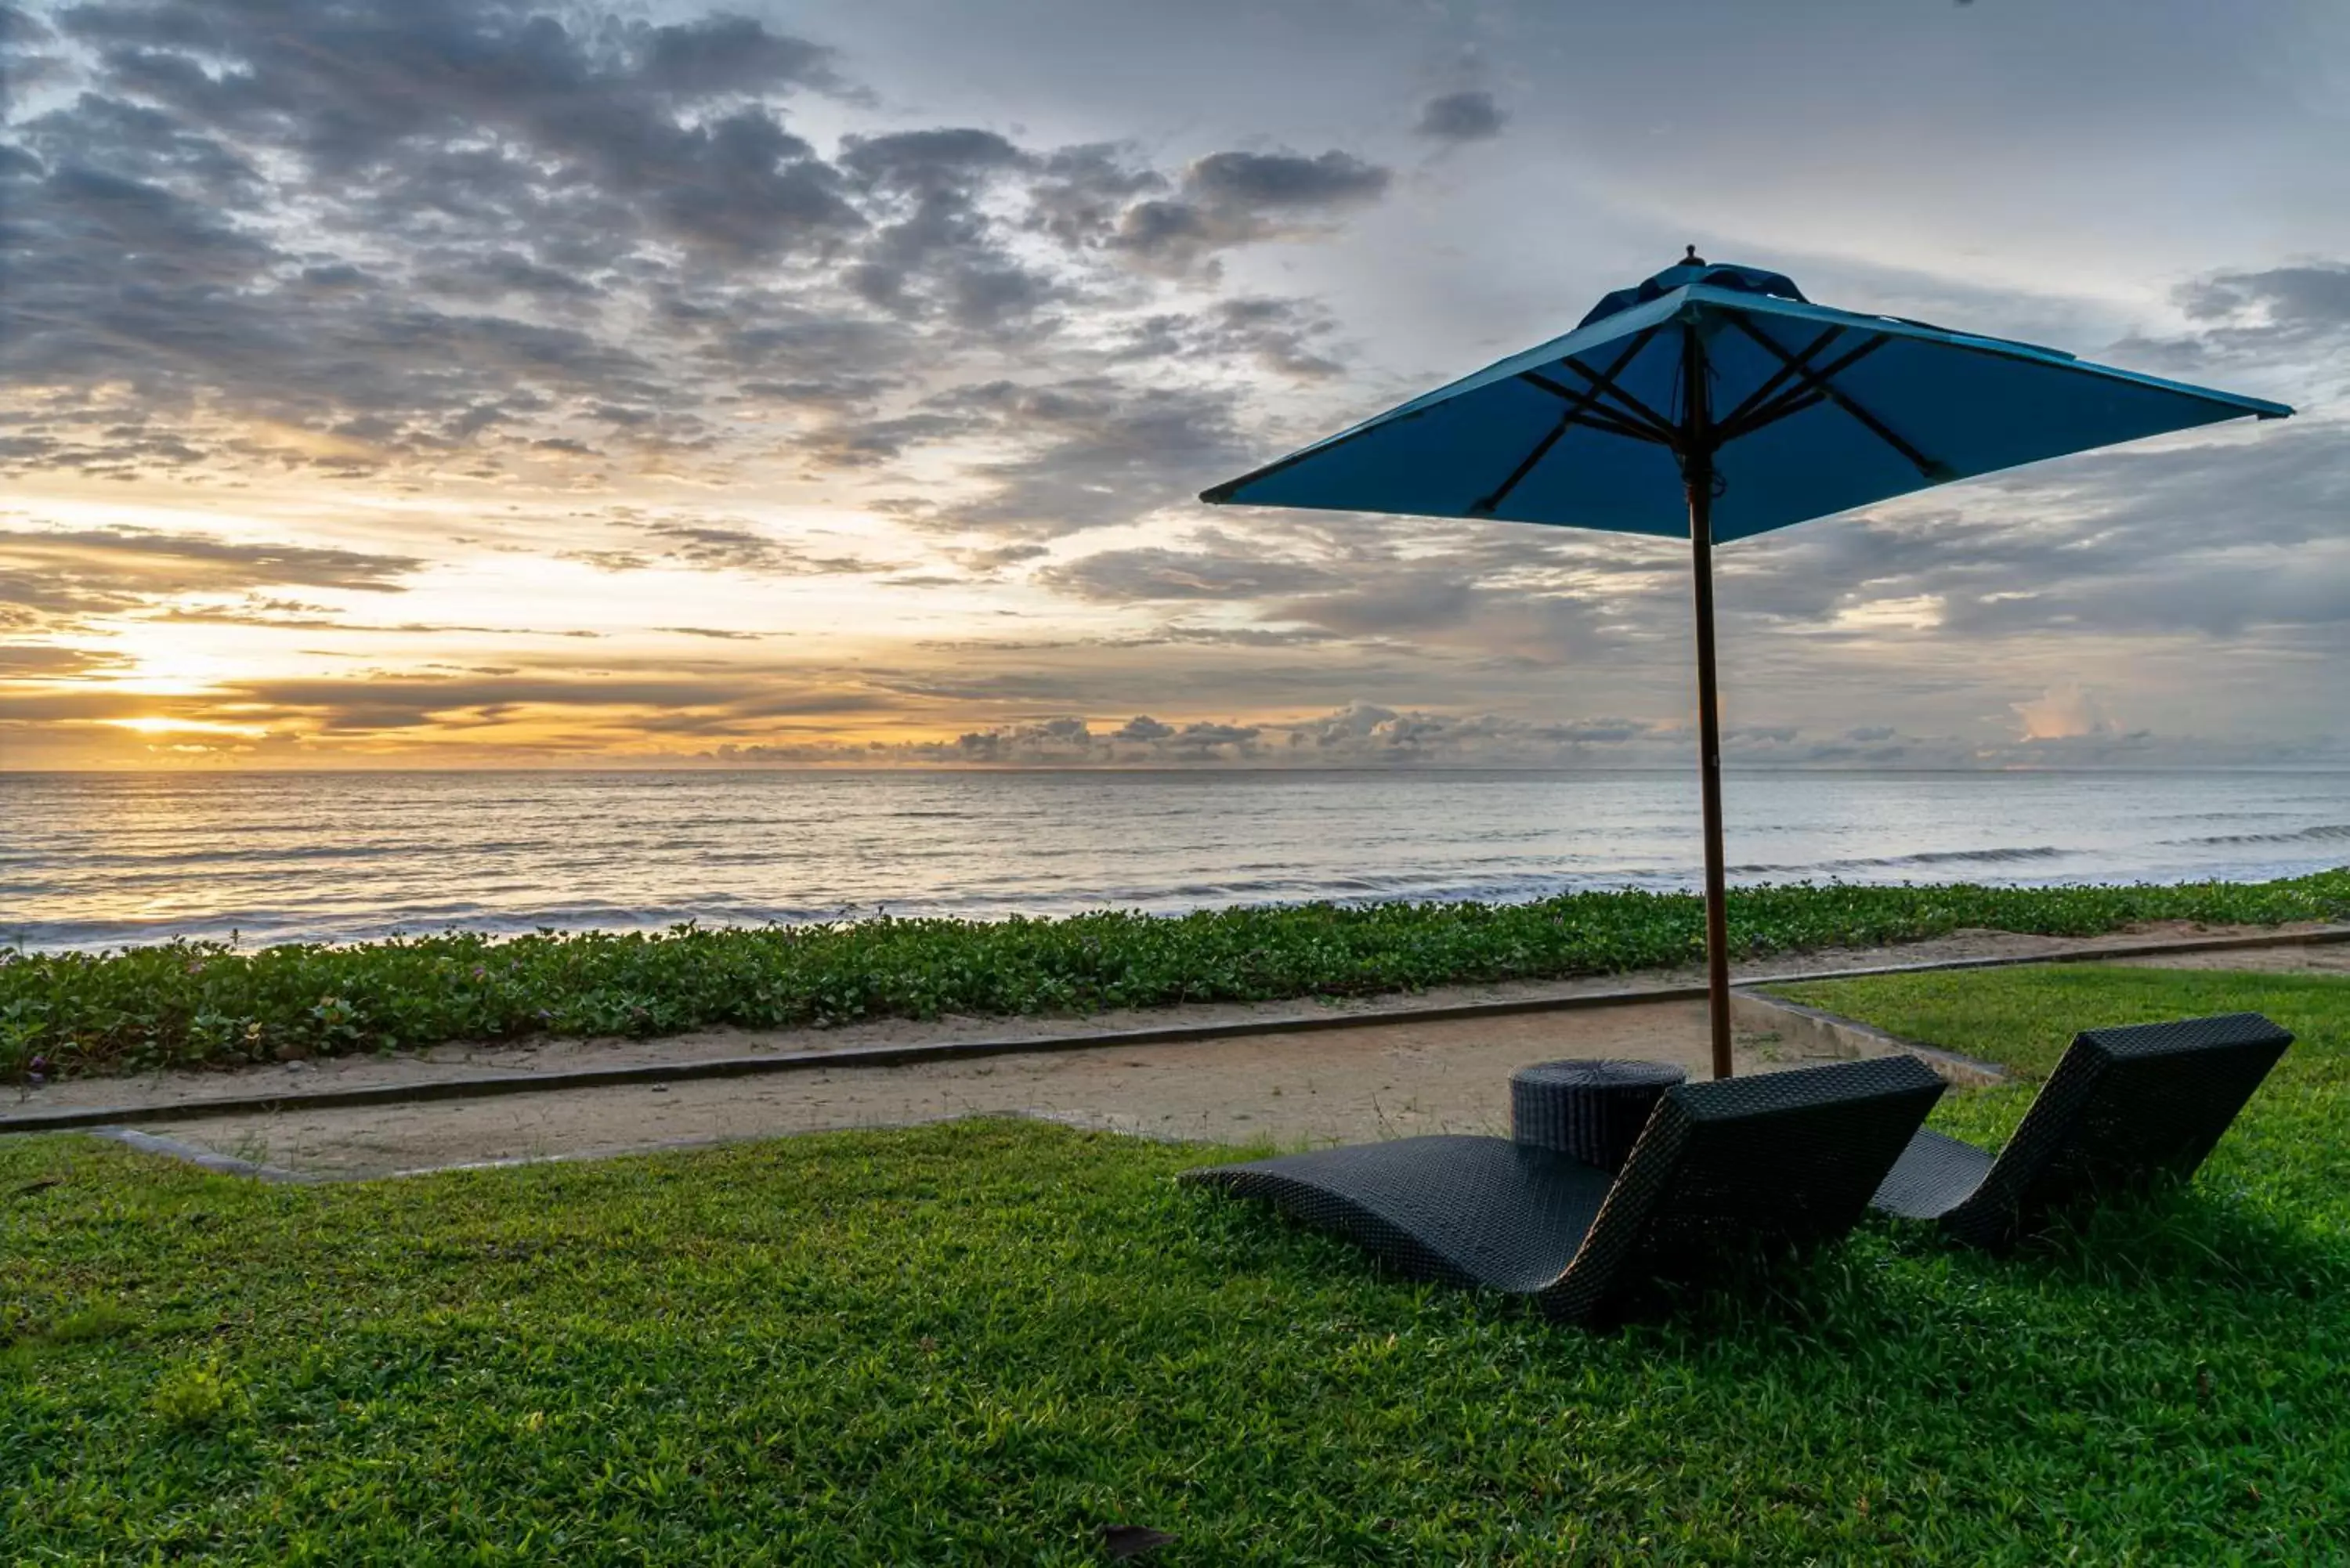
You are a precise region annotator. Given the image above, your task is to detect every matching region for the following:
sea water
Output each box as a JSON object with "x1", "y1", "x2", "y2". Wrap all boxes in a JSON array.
[{"x1": 3, "y1": 768, "x2": 2347, "y2": 952}]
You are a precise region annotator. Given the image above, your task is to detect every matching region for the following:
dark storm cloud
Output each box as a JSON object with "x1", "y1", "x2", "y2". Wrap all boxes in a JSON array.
[{"x1": 1414, "y1": 90, "x2": 1506, "y2": 143}]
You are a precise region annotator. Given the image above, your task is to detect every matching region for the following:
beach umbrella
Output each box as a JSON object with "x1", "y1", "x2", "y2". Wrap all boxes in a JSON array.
[{"x1": 1201, "y1": 250, "x2": 2294, "y2": 1079}]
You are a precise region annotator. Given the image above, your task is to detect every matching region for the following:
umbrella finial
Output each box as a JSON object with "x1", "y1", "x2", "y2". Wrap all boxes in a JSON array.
[{"x1": 1683, "y1": 244, "x2": 1705, "y2": 266}]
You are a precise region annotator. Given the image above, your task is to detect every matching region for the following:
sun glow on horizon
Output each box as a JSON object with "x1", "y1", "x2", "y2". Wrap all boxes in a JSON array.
[{"x1": 99, "y1": 716, "x2": 269, "y2": 738}]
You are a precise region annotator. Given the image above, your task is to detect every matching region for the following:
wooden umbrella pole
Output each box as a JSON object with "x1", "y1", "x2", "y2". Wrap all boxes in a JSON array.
[
  {"x1": 1687, "y1": 468, "x2": 1734, "y2": 1080},
  {"x1": 1681, "y1": 317, "x2": 1734, "y2": 1080}
]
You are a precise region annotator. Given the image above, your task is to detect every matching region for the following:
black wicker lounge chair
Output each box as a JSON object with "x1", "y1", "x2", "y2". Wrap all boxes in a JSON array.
[
  {"x1": 1183, "y1": 1056, "x2": 1944, "y2": 1324},
  {"x1": 1871, "y1": 1011, "x2": 2292, "y2": 1249}
]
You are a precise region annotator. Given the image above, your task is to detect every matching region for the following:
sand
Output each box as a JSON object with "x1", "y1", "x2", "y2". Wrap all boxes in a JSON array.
[{"x1": 98, "y1": 998, "x2": 1833, "y2": 1179}]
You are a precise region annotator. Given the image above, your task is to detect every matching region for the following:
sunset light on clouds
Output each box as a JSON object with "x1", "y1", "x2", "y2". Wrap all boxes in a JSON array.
[{"x1": 4, "y1": 0, "x2": 2346, "y2": 771}]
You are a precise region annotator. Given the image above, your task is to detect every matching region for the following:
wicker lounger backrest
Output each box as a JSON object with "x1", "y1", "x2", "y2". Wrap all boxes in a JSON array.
[
  {"x1": 1538, "y1": 1055, "x2": 1945, "y2": 1322},
  {"x1": 1947, "y1": 1011, "x2": 2293, "y2": 1246}
]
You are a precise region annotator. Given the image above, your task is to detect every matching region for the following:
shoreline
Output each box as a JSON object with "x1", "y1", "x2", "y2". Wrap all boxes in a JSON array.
[{"x1": 15, "y1": 858, "x2": 2350, "y2": 957}]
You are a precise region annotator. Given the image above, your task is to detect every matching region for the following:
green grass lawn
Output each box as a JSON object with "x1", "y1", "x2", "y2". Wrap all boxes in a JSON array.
[{"x1": 5, "y1": 966, "x2": 2348, "y2": 1563}]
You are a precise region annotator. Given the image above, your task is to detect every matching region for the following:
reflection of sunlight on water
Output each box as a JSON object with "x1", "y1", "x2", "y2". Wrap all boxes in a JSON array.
[{"x1": 2, "y1": 768, "x2": 2348, "y2": 952}]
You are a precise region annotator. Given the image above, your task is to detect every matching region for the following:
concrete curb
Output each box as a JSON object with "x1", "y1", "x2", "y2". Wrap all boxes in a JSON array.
[
  {"x1": 87, "y1": 1126, "x2": 315, "y2": 1183},
  {"x1": 3, "y1": 923, "x2": 2341, "y2": 1137},
  {"x1": 1728, "y1": 990, "x2": 2009, "y2": 1086}
]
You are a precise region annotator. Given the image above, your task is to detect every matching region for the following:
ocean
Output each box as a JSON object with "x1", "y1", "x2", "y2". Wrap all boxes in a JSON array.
[{"x1": 3, "y1": 768, "x2": 2348, "y2": 953}]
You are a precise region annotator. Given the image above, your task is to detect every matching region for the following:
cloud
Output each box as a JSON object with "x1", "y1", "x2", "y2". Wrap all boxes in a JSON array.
[
  {"x1": 917, "y1": 378, "x2": 1256, "y2": 539},
  {"x1": 1105, "y1": 148, "x2": 1392, "y2": 279},
  {"x1": 2106, "y1": 258, "x2": 2350, "y2": 384},
  {"x1": 1036, "y1": 545, "x2": 1335, "y2": 602},
  {"x1": 2012, "y1": 682, "x2": 2108, "y2": 742},
  {"x1": 0, "y1": 642, "x2": 126, "y2": 678},
  {"x1": 57, "y1": 0, "x2": 858, "y2": 258},
  {"x1": 0, "y1": 526, "x2": 423, "y2": 630},
  {"x1": 201, "y1": 671, "x2": 904, "y2": 736},
  {"x1": 1414, "y1": 90, "x2": 1506, "y2": 143},
  {"x1": 562, "y1": 518, "x2": 879, "y2": 576},
  {"x1": 3, "y1": 4, "x2": 1392, "y2": 512},
  {"x1": 634, "y1": 13, "x2": 845, "y2": 98},
  {"x1": 701, "y1": 703, "x2": 1677, "y2": 769},
  {"x1": 1114, "y1": 295, "x2": 1344, "y2": 378},
  {"x1": 4, "y1": 5, "x2": 2337, "y2": 774},
  {"x1": 1271, "y1": 574, "x2": 1619, "y2": 663}
]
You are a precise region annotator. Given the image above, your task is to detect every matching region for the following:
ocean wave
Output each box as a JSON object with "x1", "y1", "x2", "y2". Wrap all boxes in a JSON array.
[
  {"x1": 1730, "y1": 845, "x2": 2065, "y2": 876},
  {"x1": 2173, "y1": 823, "x2": 2350, "y2": 847}
]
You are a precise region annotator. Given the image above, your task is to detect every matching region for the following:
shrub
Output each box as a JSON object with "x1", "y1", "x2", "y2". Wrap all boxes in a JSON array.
[{"x1": 5, "y1": 869, "x2": 2345, "y2": 1078}]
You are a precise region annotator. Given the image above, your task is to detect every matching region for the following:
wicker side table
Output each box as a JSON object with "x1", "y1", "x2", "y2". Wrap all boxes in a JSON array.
[{"x1": 1509, "y1": 1058, "x2": 1687, "y2": 1172}]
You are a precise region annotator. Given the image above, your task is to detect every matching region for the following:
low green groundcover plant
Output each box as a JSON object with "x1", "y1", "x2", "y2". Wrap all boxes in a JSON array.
[
  {"x1": 6, "y1": 870, "x2": 2347, "y2": 1078},
  {"x1": 2, "y1": 964, "x2": 2345, "y2": 1562}
]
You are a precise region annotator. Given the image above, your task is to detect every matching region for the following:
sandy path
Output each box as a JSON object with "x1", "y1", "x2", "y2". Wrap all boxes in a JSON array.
[{"x1": 121, "y1": 998, "x2": 1854, "y2": 1179}]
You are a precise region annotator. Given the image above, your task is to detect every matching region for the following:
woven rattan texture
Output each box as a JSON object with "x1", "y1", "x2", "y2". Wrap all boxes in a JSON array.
[
  {"x1": 1186, "y1": 1056, "x2": 1944, "y2": 1324},
  {"x1": 1538, "y1": 1055, "x2": 1944, "y2": 1321},
  {"x1": 1509, "y1": 1059, "x2": 1687, "y2": 1170},
  {"x1": 1869, "y1": 1011, "x2": 2292, "y2": 1248}
]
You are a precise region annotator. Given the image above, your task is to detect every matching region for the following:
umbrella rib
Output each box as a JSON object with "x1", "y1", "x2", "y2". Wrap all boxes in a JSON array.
[
  {"x1": 1476, "y1": 333, "x2": 1663, "y2": 516},
  {"x1": 1516, "y1": 378, "x2": 1670, "y2": 446},
  {"x1": 1716, "y1": 335, "x2": 1889, "y2": 440},
  {"x1": 1715, "y1": 325, "x2": 1846, "y2": 432},
  {"x1": 1469, "y1": 415, "x2": 1578, "y2": 517},
  {"x1": 1726, "y1": 317, "x2": 1950, "y2": 479},
  {"x1": 1547, "y1": 355, "x2": 1682, "y2": 443}
]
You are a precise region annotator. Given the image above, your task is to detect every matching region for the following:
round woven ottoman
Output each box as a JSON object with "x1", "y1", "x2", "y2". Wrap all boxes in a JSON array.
[{"x1": 1509, "y1": 1058, "x2": 1687, "y2": 1171}]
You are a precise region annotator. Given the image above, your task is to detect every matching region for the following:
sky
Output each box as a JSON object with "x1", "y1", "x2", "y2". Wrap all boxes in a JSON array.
[{"x1": 2, "y1": 0, "x2": 2346, "y2": 771}]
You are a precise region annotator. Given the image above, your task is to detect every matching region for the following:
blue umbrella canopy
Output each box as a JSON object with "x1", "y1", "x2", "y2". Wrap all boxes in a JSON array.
[
  {"x1": 1202, "y1": 251, "x2": 2293, "y2": 1078},
  {"x1": 1203, "y1": 251, "x2": 2290, "y2": 537}
]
